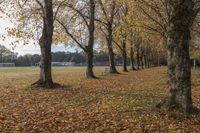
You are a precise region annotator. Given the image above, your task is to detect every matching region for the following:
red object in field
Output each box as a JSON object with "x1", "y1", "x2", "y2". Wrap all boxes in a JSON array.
[{"x1": 100, "y1": 61, "x2": 110, "y2": 66}]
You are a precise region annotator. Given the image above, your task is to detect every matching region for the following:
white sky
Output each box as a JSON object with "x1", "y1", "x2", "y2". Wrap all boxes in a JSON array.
[{"x1": 0, "y1": 14, "x2": 75, "y2": 56}]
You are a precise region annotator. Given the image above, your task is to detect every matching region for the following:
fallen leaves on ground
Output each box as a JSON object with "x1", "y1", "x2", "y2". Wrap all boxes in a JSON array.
[{"x1": 0, "y1": 67, "x2": 200, "y2": 132}]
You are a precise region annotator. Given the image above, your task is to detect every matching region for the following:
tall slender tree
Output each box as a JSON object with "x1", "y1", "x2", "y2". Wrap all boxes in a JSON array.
[
  {"x1": 56, "y1": 0, "x2": 96, "y2": 78},
  {"x1": 32, "y1": 0, "x2": 55, "y2": 88},
  {"x1": 97, "y1": 0, "x2": 119, "y2": 73}
]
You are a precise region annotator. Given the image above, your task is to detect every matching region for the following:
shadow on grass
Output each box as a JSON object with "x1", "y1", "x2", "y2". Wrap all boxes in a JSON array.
[
  {"x1": 26, "y1": 83, "x2": 73, "y2": 91},
  {"x1": 100, "y1": 72, "x2": 130, "y2": 78}
]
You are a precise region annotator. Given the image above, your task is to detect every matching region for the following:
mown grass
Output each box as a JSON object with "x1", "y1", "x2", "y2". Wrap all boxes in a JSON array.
[{"x1": 0, "y1": 66, "x2": 200, "y2": 132}]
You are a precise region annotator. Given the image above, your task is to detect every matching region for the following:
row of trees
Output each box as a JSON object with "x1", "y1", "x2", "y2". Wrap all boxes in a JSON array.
[
  {"x1": 0, "y1": 45, "x2": 166, "y2": 67},
  {"x1": 1, "y1": 0, "x2": 200, "y2": 112}
]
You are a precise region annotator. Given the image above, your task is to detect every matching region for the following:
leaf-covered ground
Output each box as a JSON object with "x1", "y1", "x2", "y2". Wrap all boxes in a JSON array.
[{"x1": 0, "y1": 67, "x2": 200, "y2": 132}]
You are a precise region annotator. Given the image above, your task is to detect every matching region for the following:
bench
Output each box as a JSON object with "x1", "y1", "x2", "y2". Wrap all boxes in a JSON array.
[{"x1": 102, "y1": 68, "x2": 110, "y2": 75}]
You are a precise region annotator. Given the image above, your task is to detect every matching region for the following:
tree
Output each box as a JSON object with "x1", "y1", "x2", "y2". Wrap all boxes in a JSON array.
[
  {"x1": 29, "y1": 0, "x2": 55, "y2": 88},
  {"x1": 6, "y1": 0, "x2": 62, "y2": 88},
  {"x1": 127, "y1": 29, "x2": 137, "y2": 70},
  {"x1": 132, "y1": 0, "x2": 200, "y2": 112},
  {"x1": 113, "y1": 2, "x2": 130, "y2": 72},
  {"x1": 166, "y1": 0, "x2": 199, "y2": 112},
  {"x1": 5, "y1": 0, "x2": 67, "y2": 88},
  {"x1": 0, "y1": 45, "x2": 9, "y2": 62},
  {"x1": 97, "y1": 0, "x2": 119, "y2": 73},
  {"x1": 57, "y1": 0, "x2": 97, "y2": 78},
  {"x1": 0, "y1": 45, "x2": 17, "y2": 63},
  {"x1": 135, "y1": 35, "x2": 141, "y2": 70}
]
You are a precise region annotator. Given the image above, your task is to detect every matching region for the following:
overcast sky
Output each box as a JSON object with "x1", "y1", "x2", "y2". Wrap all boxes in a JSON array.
[{"x1": 0, "y1": 14, "x2": 75, "y2": 56}]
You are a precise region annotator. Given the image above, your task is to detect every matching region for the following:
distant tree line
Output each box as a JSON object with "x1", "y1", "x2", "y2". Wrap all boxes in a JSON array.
[
  {"x1": 0, "y1": 45, "x2": 17, "y2": 63},
  {"x1": 0, "y1": 45, "x2": 167, "y2": 67}
]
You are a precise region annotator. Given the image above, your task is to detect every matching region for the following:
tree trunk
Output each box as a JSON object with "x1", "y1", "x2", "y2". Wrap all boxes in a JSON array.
[
  {"x1": 140, "y1": 49, "x2": 144, "y2": 69},
  {"x1": 130, "y1": 46, "x2": 136, "y2": 70},
  {"x1": 144, "y1": 54, "x2": 147, "y2": 68},
  {"x1": 122, "y1": 41, "x2": 128, "y2": 72},
  {"x1": 107, "y1": 26, "x2": 118, "y2": 74},
  {"x1": 86, "y1": 0, "x2": 96, "y2": 78},
  {"x1": 86, "y1": 51, "x2": 95, "y2": 78},
  {"x1": 39, "y1": 43, "x2": 54, "y2": 88},
  {"x1": 147, "y1": 56, "x2": 150, "y2": 68},
  {"x1": 32, "y1": 0, "x2": 55, "y2": 88},
  {"x1": 167, "y1": 0, "x2": 197, "y2": 112},
  {"x1": 157, "y1": 51, "x2": 160, "y2": 67},
  {"x1": 108, "y1": 44, "x2": 118, "y2": 73},
  {"x1": 136, "y1": 45, "x2": 140, "y2": 70},
  {"x1": 141, "y1": 55, "x2": 144, "y2": 69}
]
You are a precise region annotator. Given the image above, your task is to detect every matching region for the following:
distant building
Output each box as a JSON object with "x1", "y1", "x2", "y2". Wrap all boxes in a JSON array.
[
  {"x1": 62, "y1": 62, "x2": 75, "y2": 66},
  {"x1": 51, "y1": 62, "x2": 75, "y2": 66},
  {"x1": 51, "y1": 62, "x2": 64, "y2": 66},
  {"x1": 35, "y1": 62, "x2": 75, "y2": 67},
  {"x1": 76, "y1": 63, "x2": 87, "y2": 66},
  {"x1": 0, "y1": 63, "x2": 15, "y2": 67}
]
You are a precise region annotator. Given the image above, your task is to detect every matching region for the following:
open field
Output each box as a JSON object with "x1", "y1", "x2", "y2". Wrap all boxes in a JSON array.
[{"x1": 0, "y1": 67, "x2": 200, "y2": 132}]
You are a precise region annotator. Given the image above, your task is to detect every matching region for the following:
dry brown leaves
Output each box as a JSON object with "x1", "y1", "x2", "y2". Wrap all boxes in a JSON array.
[{"x1": 0, "y1": 67, "x2": 200, "y2": 132}]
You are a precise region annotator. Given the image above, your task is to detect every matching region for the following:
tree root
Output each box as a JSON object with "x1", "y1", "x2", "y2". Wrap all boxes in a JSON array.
[
  {"x1": 155, "y1": 98, "x2": 200, "y2": 115},
  {"x1": 31, "y1": 80, "x2": 62, "y2": 89},
  {"x1": 109, "y1": 70, "x2": 120, "y2": 74}
]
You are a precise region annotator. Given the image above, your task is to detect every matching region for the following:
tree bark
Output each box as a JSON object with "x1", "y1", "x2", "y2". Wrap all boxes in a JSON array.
[
  {"x1": 122, "y1": 41, "x2": 128, "y2": 72},
  {"x1": 167, "y1": 0, "x2": 197, "y2": 112},
  {"x1": 86, "y1": 51, "x2": 95, "y2": 78},
  {"x1": 144, "y1": 54, "x2": 147, "y2": 68},
  {"x1": 39, "y1": 43, "x2": 54, "y2": 88},
  {"x1": 32, "y1": 0, "x2": 54, "y2": 88},
  {"x1": 86, "y1": 0, "x2": 96, "y2": 78},
  {"x1": 157, "y1": 50, "x2": 160, "y2": 67},
  {"x1": 141, "y1": 48, "x2": 145, "y2": 69},
  {"x1": 147, "y1": 55, "x2": 150, "y2": 68},
  {"x1": 136, "y1": 46, "x2": 140, "y2": 70},
  {"x1": 107, "y1": 25, "x2": 118, "y2": 74},
  {"x1": 130, "y1": 45, "x2": 136, "y2": 70},
  {"x1": 140, "y1": 54, "x2": 144, "y2": 69}
]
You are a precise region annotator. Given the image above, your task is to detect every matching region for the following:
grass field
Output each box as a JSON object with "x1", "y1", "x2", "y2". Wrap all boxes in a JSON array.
[{"x1": 0, "y1": 67, "x2": 200, "y2": 132}]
